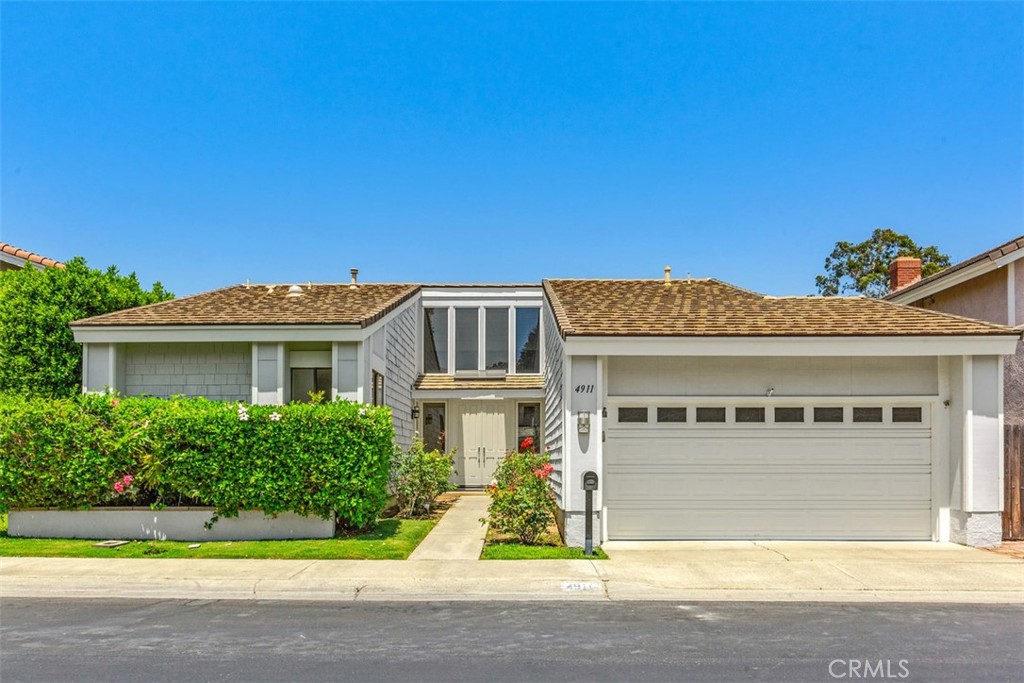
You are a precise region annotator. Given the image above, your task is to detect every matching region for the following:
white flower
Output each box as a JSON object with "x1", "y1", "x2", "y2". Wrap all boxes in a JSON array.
[
  {"x1": 269, "y1": 412, "x2": 281, "y2": 421},
  {"x1": 238, "y1": 413, "x2": 249, "y2": 421},
  {"x1": 358, "y1": 407, "x2": 367, "y2": 416}
]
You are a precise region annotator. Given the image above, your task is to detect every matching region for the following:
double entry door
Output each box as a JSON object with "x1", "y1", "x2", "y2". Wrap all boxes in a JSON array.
[{"x1": 459, "y1": 400, "x2": 508, "y2": 487}]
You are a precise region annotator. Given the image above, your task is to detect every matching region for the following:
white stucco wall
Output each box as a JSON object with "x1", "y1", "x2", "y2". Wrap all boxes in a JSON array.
[
  {"x1": 123, "y1": 342, "x2": 251, "y2": 402},
  {"x1": 607, "y1": 356, "x2": 939, "y2": 397}
]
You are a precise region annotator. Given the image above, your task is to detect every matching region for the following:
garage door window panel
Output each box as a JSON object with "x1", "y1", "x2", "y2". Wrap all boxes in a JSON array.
[
  {"x1": 853, "y1": 407, "x2": 884, "y2": 423},
  {"x1": 814, "y1": 407, "x2": 845, "y2": 423},
  {"x1": 735, "y1": 407, "x2": 765, "y2": 423},
  {"x1": 695, "y1": 407, "x2": 726, "y2": 423},
  {"x1": 657, "y1": 407, "x2": 687, "y2": 423},
  {"x1": 618, "y1": 407, "x2": 648, "y2": 423},
  {"x1": 892, "y1": 407, "x2": 923, "y2": 423},
  {"x1": 774, "y1": 407, "x2": 805, "y2": 423}
]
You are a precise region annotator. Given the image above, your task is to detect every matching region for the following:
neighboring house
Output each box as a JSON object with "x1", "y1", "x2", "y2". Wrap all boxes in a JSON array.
[
  {"x1": 0, "y1": 242, "x2": 64, "y2": 272},
  {"x1": 71, "y1": 270, "x2": 1018, "y2": 548},
  {"x1": 885, "y1": 236, "x2": 1024, "y2": 540},
  {"x1": 885, "y1": 236, "x2": 1024, "y2": 423}
]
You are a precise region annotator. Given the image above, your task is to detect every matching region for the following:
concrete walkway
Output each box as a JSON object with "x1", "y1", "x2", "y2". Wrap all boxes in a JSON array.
[
  {"x1": 2, "y1": 541, "x2": 1021, "y2": 604},
  {"x1": 408, "y1": 493, "x2": 489, "y2": 560}
]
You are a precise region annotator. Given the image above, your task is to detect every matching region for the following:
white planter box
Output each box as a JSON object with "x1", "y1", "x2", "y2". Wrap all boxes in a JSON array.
[{"x1": 7, "y1": 507, "x2": 335, "y2": 541}]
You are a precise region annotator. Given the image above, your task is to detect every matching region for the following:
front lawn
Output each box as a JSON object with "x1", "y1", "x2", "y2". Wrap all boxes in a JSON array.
[
  {"x1": 481, "y1": 542, "x2": 608, "y2": 560},
  {"x1": 0, "y1": 517, "x2": 436, "y2": 560},
  {"x1": 481, "y1": 524, "x2": 608, "y2": 560}
]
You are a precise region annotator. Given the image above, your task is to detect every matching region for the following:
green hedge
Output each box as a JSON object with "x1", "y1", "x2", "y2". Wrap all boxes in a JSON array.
[{"x1": 0, "y1": 394, "x2": 394, "y2": 529}]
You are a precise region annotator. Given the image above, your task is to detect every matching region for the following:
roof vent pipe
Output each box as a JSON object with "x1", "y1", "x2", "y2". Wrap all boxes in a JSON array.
[
  {"x1": 664, "y1": 265, "x2": 672, "y2": 284},
  {"x1": 349, "y1": 268, "x2": 359, "y2": 289}
]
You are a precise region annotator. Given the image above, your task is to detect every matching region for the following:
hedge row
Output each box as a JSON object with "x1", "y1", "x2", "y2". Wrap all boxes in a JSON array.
[{"x1": 0, "y1": 394, "x2": 394, "y2": 528}]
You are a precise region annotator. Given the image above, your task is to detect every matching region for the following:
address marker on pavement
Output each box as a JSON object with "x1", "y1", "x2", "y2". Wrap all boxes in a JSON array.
[{"x1": 561, "y1": 581, "x2": 601, "y2": 593}]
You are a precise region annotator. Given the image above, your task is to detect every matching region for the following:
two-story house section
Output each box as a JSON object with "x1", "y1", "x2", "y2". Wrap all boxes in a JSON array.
[{"x1": 412, "y1": 285, "x2": 546, "y2": 487}]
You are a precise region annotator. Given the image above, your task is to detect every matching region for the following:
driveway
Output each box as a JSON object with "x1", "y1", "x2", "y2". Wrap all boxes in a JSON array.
[{"x1": 598, "y1": 541, "x2": 1024, "y2": 601}]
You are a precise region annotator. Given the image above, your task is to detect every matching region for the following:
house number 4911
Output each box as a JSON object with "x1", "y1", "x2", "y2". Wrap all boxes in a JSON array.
[{"x1": 574, "y1": 384, "x2": 595, "y2": 394}]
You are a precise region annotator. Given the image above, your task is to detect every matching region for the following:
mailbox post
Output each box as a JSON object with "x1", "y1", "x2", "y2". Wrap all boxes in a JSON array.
[{"x1": 582, "y1": 471, "x2": 599, "y2": 556}]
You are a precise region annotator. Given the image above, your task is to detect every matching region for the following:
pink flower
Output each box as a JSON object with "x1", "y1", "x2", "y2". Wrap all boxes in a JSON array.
[
  {"x1": 111, "y1": 398, "x2": 121, "y2": 407},
  {"x1": 113, "y1": 481, "x2": 124, "y2": 493},
  {"x1": 123, "y1": 475, "x2": 133, "y2": 485}
]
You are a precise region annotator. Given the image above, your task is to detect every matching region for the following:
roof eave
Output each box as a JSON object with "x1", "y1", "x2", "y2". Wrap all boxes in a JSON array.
[{"x1": 562, "y1": 333, "x2": 1020, "y2": 357}]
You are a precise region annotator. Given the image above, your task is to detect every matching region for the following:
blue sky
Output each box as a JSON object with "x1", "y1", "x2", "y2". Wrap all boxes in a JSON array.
[{"x1": 2, "y1": 2, "x2": 1021, "y2": 296}]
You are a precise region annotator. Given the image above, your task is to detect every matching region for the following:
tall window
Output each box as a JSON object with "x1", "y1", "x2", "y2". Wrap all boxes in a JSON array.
[
  {"x1": 485, "y1": 307, "x2": 509, "y2": 371},
  {"x1": 423, "y1": 308, "x2": 448, "y2": 373},
  {"x1": 291, "y1": 368, "x2": 331, "y2": 403},
  {"x1": 455, "y1": 308, "x2": 479, "y2": 371},
  {"x1": 515, "y1": 308, "x2": 540, "y2": 373},
  {"x1": 517, "y1": 403, "x2": 541, "y2": 453},
  {"x1": 372, "y1": 371, "x2": 385, "y2": 407},
  {"x1": 423, "y1": 403, "x2": 446, "y2": 452}
]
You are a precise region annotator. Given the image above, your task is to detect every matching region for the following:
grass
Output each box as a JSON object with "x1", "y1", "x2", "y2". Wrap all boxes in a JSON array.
[
  {"x1": 0, "y1": 516, "x2": 437, "y2": 560},
  {"x1": 481, "y1": 542, "x2": 608, "y2": 560},
  {"x1": 481, "y1": 524, "x2": 608, "y2": 560}
]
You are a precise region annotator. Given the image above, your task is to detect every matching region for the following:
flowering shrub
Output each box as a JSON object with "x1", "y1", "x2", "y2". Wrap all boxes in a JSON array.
[
  {"x1": 483, "y1": 452, "x2": 556, "y2": 545},
  {"x1": 0, "y1": 394, "x2": 394, "y2": 529},
  {"x1": 390, "y1": 437, "x2": 455, "y2": 517}
]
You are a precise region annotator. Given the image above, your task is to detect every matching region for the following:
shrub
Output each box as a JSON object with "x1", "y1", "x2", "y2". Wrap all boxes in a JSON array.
[
  {"x1": 0, "y1": 394, "x2": 394, "y2": 529},
  {"x1": 390, "y1": 438, "x2": 455, "y2": 517},
  {"x1": 0, "y1": 257, "x2": 172, "y2": 397},
  {"x1": 484, "y1": 452, "x2": 556, "y2": 545}
]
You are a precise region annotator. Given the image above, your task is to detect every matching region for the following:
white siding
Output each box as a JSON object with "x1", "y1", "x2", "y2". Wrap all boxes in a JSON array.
[
  {"x1": 385, "y1": 303, "x2": 418, "y2": 450},
  {"x1": 543, "y1": 302, "x2": 566, "y2": 506},
  {"x1": 124, "y1": 342, "x2": 251, "y2": 402}
]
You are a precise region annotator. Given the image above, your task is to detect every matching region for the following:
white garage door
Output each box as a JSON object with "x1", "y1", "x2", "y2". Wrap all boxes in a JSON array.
[{"x1": 605, "y1": 402, "x2": 933, "y2": 540}]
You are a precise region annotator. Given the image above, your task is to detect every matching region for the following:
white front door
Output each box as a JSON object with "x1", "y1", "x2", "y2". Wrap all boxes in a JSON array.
[{"x1": 459, "y1": 400, "x2": 508, "y2": 487}]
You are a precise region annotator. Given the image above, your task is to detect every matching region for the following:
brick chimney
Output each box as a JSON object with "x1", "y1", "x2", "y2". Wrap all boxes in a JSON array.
[{"x1": 889, "y1": 256, "x2": 922, "y2": 292}]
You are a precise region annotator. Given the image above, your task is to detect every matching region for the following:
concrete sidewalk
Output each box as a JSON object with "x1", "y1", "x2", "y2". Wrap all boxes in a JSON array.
[
  {"x1": 2, "y1": 541, "x2": 1021, "y2": 603},
  {"x1": 408, "y1": 494, "x2": 488, "y2": 560}
]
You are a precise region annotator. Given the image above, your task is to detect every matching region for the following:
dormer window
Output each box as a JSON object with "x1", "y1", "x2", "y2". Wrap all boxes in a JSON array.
[{"x1": 422, "y1": 305, "x2": 541, "y2": 375}]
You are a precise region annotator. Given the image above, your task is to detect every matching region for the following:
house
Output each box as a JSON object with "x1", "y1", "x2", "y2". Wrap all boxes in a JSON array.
[
  {"x1": 0, "y1": 242, "x2": 64, "y2": 272},
  {"x1": 885, "y1": 235, "x2": 1024, "y2": 539},
  {"x1": 70, "y1": 268, "x2": 1018, "y2": 548}
]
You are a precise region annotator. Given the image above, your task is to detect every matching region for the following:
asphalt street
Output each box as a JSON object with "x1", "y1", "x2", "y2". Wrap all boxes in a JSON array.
[{"x1": 1, "y1": 599, "x2": 1022, "y2": 683}]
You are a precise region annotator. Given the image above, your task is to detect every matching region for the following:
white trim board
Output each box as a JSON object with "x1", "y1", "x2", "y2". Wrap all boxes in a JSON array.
[
  {"x1": 72, "y1": 325, "x2": 364, "y2": 344},
  {"x1": 563, "y1": 335, "x2": 1019, "y2": 357},
  {"x1": 412, "y1": 389, "x2": 545, "y2": 400}
]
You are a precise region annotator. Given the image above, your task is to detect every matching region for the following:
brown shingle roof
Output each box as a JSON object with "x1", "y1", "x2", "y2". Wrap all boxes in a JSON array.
[
  {"x1": 883, "y1": 235, "x2": 1024, "y2": 300},
  {"x1": 72, "y1": 284, "x2": 420, "y2": 327},
  {"x1": 0, "y1": 242, "x2": 64, "y2": 269},
  {"x1": 543, "y1": 278, "x2": 1015, "y2": 338},
  {"x1": 414, "y1": 375, "x2": 545, "y2": 391}
]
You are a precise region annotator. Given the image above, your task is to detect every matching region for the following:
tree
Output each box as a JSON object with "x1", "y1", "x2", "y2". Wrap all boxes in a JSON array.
[
  {"x1": 815, "y1": 228, "x2": 951, "y2": 297},
  {"x1": 0, "y1": 257, "x2": 172, "y2": 397}
]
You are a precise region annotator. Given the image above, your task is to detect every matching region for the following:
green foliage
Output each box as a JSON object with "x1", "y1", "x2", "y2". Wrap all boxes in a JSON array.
[
  {"x1": 0, "y1": 395, "x2": 394, "y2": 529},
  {"x1": 483, "y1": 452, "x2": 556, "y2": 545},
  {"x1": 0, "y1": 518, "x2": 436, "y2": 560},
  {"x1": 390, "y1": 438, "x2": 455, "y2": 517},
  {"x1": 480, "y1": 543, "x2": 608, "y2": 560},
  {"x1": 815, "y1": 228, "x2": 950, "y2": 297},
  {"x1": 0, "y1": 257, "x2": 172, "y2": 397}
]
